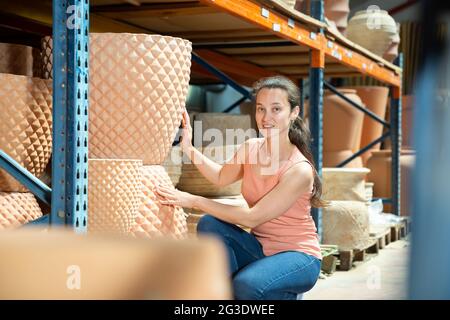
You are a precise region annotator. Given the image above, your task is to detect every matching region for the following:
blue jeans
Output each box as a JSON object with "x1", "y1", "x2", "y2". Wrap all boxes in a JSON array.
[{"x1": 197, "y1": 215, "x2": 321, "y2": 300}]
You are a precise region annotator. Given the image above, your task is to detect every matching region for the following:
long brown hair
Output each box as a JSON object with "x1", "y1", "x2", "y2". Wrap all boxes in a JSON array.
[{"x1": 252, "y1": 76, "x2": 327, "y2": 208}]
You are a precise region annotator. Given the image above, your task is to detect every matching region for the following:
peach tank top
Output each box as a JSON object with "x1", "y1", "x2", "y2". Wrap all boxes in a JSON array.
[{"x1": 241, "y1": 138, "x2": 322, "y2": 259}]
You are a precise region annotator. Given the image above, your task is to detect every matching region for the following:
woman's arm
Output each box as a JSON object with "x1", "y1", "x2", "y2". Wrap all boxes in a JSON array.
[{"x1": 156, "y1": 162, "x2": 314, "y2": 229}]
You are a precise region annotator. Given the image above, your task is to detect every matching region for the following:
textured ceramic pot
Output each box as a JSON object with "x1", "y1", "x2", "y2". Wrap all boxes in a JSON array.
[
  {"x1": 383, "y1": 23, "x2": 401, "y2": 62},
  {"x1": 0, "y1": 192, "x2": 43, "y2": 229},
  {"x1": 322, "y1": 168, "x2": 370, "y2": 202},
  {"x1": 322, "y1": 200, "x2": 371, "y2": 251},
  {"x1": 42, "y1": 33, "x2": 192, "y2": 165},
  {"x1": 366, "y1": 150, "x2": 415, "y2": 216},
  {"x1": 323, "y1": 89, "x2": 364, "y2": 167},
  {"x1": 343, "y1": 86, "x2": 389, "y2": 165},
  {"x1": 0, "y1": 43, "x2": 41, "y2": 77},
  {"x1": 347, "y1": 10, "x2": 398, "y2": 57},
  {"x1": 88, "y1": 159, "x2": 143, "y2": 236},
  {"x1": 131, "y1": 165, "x2": 188, "y2": 239},
  {"x1": 0, "y1": 73, "x2": 52, "y2": 192}
]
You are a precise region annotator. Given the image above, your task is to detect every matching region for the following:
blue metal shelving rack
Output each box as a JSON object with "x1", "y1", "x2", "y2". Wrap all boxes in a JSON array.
[{"x1": 0, "y1": 0, "x2": 90, "y2": 232}]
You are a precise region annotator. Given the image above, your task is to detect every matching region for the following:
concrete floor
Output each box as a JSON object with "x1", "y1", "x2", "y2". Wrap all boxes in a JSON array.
[{"x1": 304, "y1": 238, "x2": 410, "y2": 300}]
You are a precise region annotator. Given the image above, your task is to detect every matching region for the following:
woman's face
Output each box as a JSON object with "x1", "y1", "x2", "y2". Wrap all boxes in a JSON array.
[{"x1": 255, "y1": 88, "x2": 298, "y2": 138}]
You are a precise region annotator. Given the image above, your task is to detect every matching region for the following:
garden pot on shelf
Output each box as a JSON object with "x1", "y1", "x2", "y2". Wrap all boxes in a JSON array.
[
  {"x1": 366, "y1": 149, "x2": 415, "y2": 216},
  {"x1": 41, "y1": 33, "x2": 192, "y2": 165}
]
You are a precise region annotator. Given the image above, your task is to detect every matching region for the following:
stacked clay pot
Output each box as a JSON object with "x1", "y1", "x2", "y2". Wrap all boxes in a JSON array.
[
  {"x1": 0, "y1": 72, "x2": 52, "y2": 229},
  {"x1": 323, "y1": 89, "x2": 364, "y2": 168},
  {"x1": 321, "y1": 168, "x2": 372, "y2": 250},
  {"x1": 42, "y1": 33, "x2": 192, "y2": 237},
  {"x1": 366, "y1": 150, "x2": 415, "y2": 216},
  {"x1": 347, "y1": 10, "x2": 398, "y2": 58}
]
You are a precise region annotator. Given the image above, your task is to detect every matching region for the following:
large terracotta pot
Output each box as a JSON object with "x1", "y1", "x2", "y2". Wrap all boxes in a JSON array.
[
  {"x1": 161, "y1": 146, "x2": 183, "y2": 187},
  {"x1": 322, "y1": 200, "x2": 371, "y2": 251},
  {"x1": 343, "y1": 86, "x2": 389, "y2": 165},
  {"x1": 366, "y1": 149, "x2": 415, "y2": 216},
  {"x1": 0, "y1": 192, "x2": 43, "y2": 230},
  {"x1": 347, "y1": 10, "x2": 398, "y2": 57},
  {"x1": 0, "y1": 229, "x2": 232, "y2": 299},
  {"x1": 402, "y1": 95, "x2": 414, "y2": 149},
  {"x1": 323, "y1": 89, "x2": 364, "y2": 167},
  {"x1": 0, "y1": 73, "x2": 52, "y2": 192},
  {"x1": 0, "y1": 43, "x2": 41, "y2": 77},
  {"x1": 322, "y1": 168, "x2": 370, "y2": 202},
  {"x1": 88, "y1": 159, "x2": 143, "y2": 236},
  {"x1": 131, "y1": 165, "x2": 188, "y2": 239},
  {"x1": 295, "y1": 0, "x2": 350, "y2": 34},
  {"x1": 41, "y1": 33, "x2": 192, "y2": 165}
]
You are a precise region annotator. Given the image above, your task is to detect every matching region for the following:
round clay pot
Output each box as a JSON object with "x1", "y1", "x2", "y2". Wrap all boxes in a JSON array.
[
  {"x1": 322, "y1": 200, "x2": 371, "y2": 251},
  {"x1": 343, "y1": 86, "x2": 389, "y2": 165},
  {"x1": 402, "y1": 95, "x2": 414, "y2": 149},
  {"x1": 41, "y1": 33, "x2": 192, "y2": 165},
  {"x1": 383, "y1": 23, "x2": 401, "y2": 62},
  {"x1": 88, "y1": 159, "x2": 143, "y2": 236},
  {"x1": 347, "y1": 10, "x2": 398, "y2": 57},
  {"x1": 323, "y1": 89, "x2": 364, "y2": 167},
  {"x1": 366, "y1": 149, "x2": 415, "y2": 216},
  {"x1": 131, "y1": 165, "x2": 188, "y2": 240},
  {"x1": 322, "y1": 168, "x2": 370, "y2": 201},
  {"x1": 0, "y1": 73, "x2": 52, "y2": 192},
  {"x1": 0, "y1": 192, "x2": 43, "y2": 230}
]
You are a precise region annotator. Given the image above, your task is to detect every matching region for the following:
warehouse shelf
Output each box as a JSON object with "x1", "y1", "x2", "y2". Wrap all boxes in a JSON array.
[{"x1": 0, "y1": 0, "x2": 403, "y2": 235}]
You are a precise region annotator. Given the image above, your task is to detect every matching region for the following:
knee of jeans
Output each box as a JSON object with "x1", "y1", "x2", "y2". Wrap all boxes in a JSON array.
[
  {"x1": 233, "y1": 274, "x2": 261, "y2": 300},
  {"x1": 197, "y1": 214, "x2": 222, "y2": 234}
]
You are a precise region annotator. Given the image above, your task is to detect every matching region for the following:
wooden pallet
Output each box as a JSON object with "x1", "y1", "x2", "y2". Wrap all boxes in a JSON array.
[
  {"x1": 370, "y1": 225, "x2": 392, "y2": 250},
  {"x1": 320, "y1": 245, "x2": 339, "y2": 274},
  {"x1": 389, "y1": 217, "x2": 410, "y2": 242},
  {"x1": 335, "y1": 237, "x2": 380, "y2": 271}
]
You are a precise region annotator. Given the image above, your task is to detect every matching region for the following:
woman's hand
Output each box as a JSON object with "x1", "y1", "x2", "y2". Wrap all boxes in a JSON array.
[
  {"x1": 179, "y1": 108, "x2": 193, "y2": 153},
  {"x1": 155, "y1": 184, "x2": 198, "y2": 209}
]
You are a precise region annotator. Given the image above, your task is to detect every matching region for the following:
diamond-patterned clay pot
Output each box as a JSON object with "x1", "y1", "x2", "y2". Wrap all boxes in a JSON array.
[
  {"x1": 42, "y1": 33, "x2": 192, "y2": 165},
  {"x1": 88, "y1": 159, "x2": 143, "y2": 236},
  {"x1": 0, "y1": 192, "x2": 43, "y2": 230},
  {"x1": 131, "y1": 165, "x2": 188, "y2": 240},
  {"x1": 0, "y1": 73, "x2": 52, "y2": 192}
]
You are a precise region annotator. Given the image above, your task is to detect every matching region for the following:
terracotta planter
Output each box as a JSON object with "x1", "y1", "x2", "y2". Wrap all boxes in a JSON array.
[
  {"x1": 0, "y1": 229, "x2": 232, "y2": 299},
  {"x1": 178, "y1": 145, "x2": 242, "y2": 197},
  {"x1": 0, "y1": 43, "x2": 41, "y2": 77},
  {"x1": 402, "y1": 95, "x2": 414, "y2": 149},
  {"x1": 366, "y1": 150, "x2": 415, "y2": 216},
  {"x1": 131, "y1": 165, "x2": 188, "y2": 239},
  {"x1": 347, "y1": 10, "x2": 398, "y2": 57},
  {"x1": 343, "y1": 86, "x2": 389, "y2": 165},
  {"x1": 88, "y1": 159, "x2": 143, "y2": 236},
  {"x1": 0, "y1": 74, "x2": 52, "y2": 192},
  {"x1": 0, "y1": 192, "x2": 43, "y2": 230},
  {"x1": 295, "y1": 0, "x2": 350, "y2": 33},
  {"x1": 323, "y1": 89, "x2": 364, "y2": 167},
  {"x1": 322, "y1": 200, "x2": 371, "y2": 251},
  {"x1": 42, "y1": 33, "x2": 192, "y2": 165},
  {"x1": 322, "y1": 168, "x2": 370, "y2": 202}
]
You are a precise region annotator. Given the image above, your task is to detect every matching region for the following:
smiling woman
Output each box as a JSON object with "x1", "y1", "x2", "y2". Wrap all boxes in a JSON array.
[{"x1": 155, "y1": 76, "x2": 326, "y2": 300}]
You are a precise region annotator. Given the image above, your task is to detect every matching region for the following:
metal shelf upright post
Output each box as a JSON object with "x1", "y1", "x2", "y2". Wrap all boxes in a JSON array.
[
  {"x1": 50, "y1": 0, "x2": 90, "y2": 232},
  {"x1": 309, "y1": 0, "x2": 324, "y2": 240}
]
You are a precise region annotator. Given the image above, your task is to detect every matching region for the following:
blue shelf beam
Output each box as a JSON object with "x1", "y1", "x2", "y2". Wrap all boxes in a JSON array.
[
  {"x1": 0, "y1": 150, "x2": 52, "y2": 206},
  {"x1": 50, "y1": 0, "x2": 90, "y2": 233}
]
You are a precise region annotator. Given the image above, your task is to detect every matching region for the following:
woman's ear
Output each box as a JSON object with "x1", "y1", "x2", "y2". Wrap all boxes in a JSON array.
[{"x1": 291, "y1": 106, "x2": 300, "y2": 120}]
